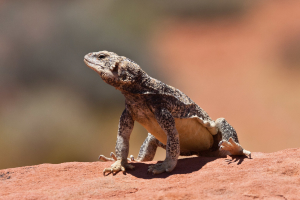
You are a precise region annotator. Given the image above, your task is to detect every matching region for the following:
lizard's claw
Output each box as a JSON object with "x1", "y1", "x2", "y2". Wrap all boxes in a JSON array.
[
  {"x1": 219, "y1": 137, "x2": 251, "y2": 158},
  {"x1": 103, "y1": 160, "x2": 135, "y2": 176},
  {"x1": 99, "y1": 152, "x2": 135, "y2": 162},
  {"x1": 147, "y1": 159, "x2": 177, "y2": 175}
]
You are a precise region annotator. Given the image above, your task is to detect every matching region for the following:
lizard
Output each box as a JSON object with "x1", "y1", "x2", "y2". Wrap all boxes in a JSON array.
[{"x1": 84, "y1": 50, "x2": 251, "y2": 175}]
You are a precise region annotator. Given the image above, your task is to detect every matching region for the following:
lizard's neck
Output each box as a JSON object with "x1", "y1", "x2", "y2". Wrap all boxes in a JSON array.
[
  {"x1": 120, "y1": 74, "x2": 166, "y2": 96},
  {"x1": 120, "y1": 73, "x2": 193, "y2": 105}
]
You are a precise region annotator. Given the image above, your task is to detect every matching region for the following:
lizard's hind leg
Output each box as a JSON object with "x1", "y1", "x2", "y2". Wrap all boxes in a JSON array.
[
  {"x1": 216, "y1": 118, "x2": 251, "y2": 158},
  {"x1": 136, "y1": 133, "x2": 166, "y2": 162}
]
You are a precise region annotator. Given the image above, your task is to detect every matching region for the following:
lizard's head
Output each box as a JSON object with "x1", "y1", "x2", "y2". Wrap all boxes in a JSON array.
[{"x1": 84, "y1": 51, "x2": 145, "y2": 89}]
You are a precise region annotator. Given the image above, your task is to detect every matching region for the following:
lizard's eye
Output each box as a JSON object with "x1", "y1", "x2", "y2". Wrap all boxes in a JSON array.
[{"x1": 98, "y1": 54, "x2": 106, "y2": 59}]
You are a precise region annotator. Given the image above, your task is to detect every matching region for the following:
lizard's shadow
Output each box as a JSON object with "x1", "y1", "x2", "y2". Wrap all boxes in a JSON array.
[
  {"x1": 125, "y1": 156, "x2": 220, "y2": 179},
  {"x1": 225, "y1": 155, "x2": 248, "y2": 165},
  {"x1": 126, "y1": 156, "x2": 247, "y2": 179}
]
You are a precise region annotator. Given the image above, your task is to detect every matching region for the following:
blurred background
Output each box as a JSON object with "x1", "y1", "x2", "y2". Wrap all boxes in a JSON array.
[{"x1": 1, "y1": 0, "x2": 300, "y2": 169}]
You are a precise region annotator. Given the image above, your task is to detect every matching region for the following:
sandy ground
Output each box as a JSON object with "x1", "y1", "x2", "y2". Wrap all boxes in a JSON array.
[{"x1": 1, "y1": 148, "x2": 300, "y2": 199}]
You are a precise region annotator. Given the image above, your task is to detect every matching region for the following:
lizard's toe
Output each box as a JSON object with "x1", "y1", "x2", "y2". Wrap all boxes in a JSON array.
[
  {"x1": 148, "y1": 160, "x2": 176, "y2": 174},
  {"x1": 228, "y1": 137, "x2": 239, "y2": 147},
  {"x1": 99, "y1": 152, "x2": 117, "y2": 161},
  {"x1": 103, "y1": 160, "x2": 135, "y2": 176},
  {"x1": 219, "y1": 137, "x2": 251, "y2": 157},
  {"x1": 99, "y1": 152, "x2": 134, "y2": 162},
  {"x1": 112, "y1": 166, "x2": 121, "y2": 172},
  {"x1": 129, "y1": 155, "x2": 135, "y2": 162},
  {"x1": 152, "y1": 168, "x2": 166, "y2": 174},
  {"x1": 103, "y1": 168, "x2": 114, "y2": 175},
  {"x1": 126, "y1": 163, "x2": 135, "y2": 169},
  {"x1": 220, "y1": 140, "x2": 233, "y2": 149},
  {"x1": 243, "y1": 149, "x2": 251, "y2": 158}
]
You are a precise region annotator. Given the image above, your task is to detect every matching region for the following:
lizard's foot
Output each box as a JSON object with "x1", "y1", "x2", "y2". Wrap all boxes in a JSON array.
[
  {"x1": 103, "y1": 160, "x2": 135, "y2": 175},
  {"x1": 99, "y1": 152, "x2": 134, "y2": 162},
  {"x1": 219, "y1": 137, "x2": 251, "y2": 158},
  {"x1": 148, "y1": 159, "x2": 177, "y2": 174}
]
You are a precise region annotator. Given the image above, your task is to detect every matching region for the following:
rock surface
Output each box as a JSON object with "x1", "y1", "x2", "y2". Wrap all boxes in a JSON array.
[{"x1": 1, "y1": 148, "x2": 300, "y2": 199}]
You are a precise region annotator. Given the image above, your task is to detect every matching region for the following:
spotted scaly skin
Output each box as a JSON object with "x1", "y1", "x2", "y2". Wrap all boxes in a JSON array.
[{"x1": 84, "y1": 51, "x2": 251, "y2": 175}]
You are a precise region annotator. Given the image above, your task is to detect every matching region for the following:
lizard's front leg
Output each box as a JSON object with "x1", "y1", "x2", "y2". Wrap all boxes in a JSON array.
[
  {"x1": 103, "y1": 109, "x2": 135, "y2": 175},
  {"x1": 148, "y1": 108, "x2": 180, "y2": 174}
]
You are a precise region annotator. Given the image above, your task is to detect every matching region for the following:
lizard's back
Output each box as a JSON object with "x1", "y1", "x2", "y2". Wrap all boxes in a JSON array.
[{"x1": 125, "y1": 84, "x2": 216, "y2": 154}]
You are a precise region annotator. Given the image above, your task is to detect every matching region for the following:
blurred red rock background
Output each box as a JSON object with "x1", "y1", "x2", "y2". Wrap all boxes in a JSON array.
[{"x1": 0, "y1": 1, "x2": 300, "y2": 169}]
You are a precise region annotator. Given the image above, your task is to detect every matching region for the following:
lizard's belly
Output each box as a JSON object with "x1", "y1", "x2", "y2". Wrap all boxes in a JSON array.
[
  {"x1": 138, "y1": 115, "x2": 214, "y2": 153},
  {"x1": 175, "y1": 118, "x2": 213, "y2": 152}
]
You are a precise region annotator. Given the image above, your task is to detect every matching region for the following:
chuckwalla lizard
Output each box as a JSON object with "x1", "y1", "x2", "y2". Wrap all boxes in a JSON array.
[{"x1": 84, "y1": 50, "x2": 251, "y2": 175}]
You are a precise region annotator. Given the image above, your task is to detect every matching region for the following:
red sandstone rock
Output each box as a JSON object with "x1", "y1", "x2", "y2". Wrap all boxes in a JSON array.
[{"x1": 1, "y1": 148, "x2": 300, "y2": 199}]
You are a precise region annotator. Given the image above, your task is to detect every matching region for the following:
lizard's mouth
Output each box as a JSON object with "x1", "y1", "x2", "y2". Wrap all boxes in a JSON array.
[
  {"x1": 84, "y1": 57, "x2": 97, "y2": 66},
  {"x1": 84, "y1": 57, "x2": 105, "y2": 72},
  {"x1": 84, "y1": 57, "x2": 119, "y2": 72},
  {"x1": 84, "y1": 57, "x2": 118, "y2": 82}
]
